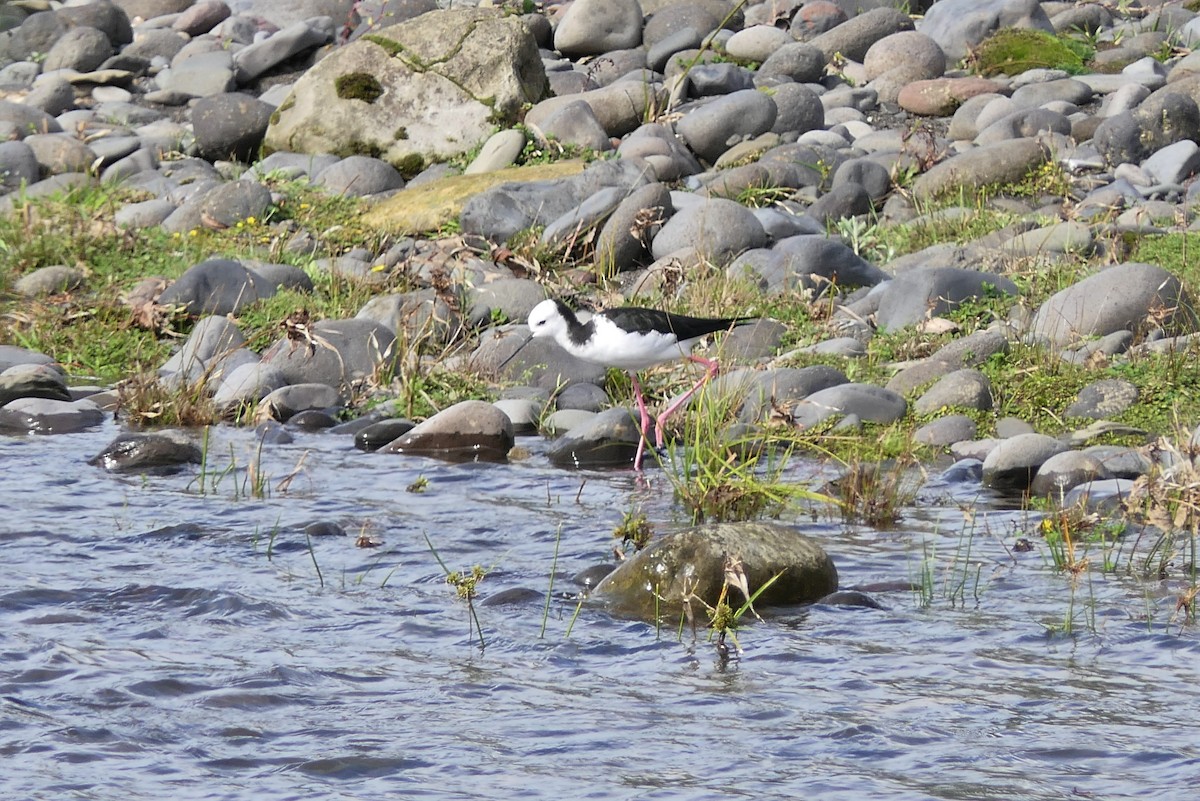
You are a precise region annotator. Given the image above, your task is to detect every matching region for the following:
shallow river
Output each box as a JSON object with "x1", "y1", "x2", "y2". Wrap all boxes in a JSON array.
[{"x1": 2, "y1": 421, "x2": 1198, "y2": 799}]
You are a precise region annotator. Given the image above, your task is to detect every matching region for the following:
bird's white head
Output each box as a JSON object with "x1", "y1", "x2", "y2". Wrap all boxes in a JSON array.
[{"x1": 526, "y1": 298, "x2": 570, "y2": 342}]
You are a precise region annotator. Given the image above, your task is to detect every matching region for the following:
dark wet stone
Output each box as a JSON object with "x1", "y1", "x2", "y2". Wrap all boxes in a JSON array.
[
  {"x1": 592, "y1": 521, "x2": 838, "y2": 618},
  {"x1": 355, "y1": 418, "x2": 417, "y2": 451},
  {"x1": 0, "y1": 367, "x2": 72, "y2": 407},
  {"x1": 545, "y1": 406, "x2": 639, "y2": 468},
  {"x1": 816, "y1": 590, "x2": 885, "y2": 609},
  {"x1": 939, "y1": 458, "x2": 984, "y2": 483},
  {"x1": 379, "y1": 400, "x2": 514, "y2": 463},
  {"x1": 1030, "y1": 451, "x2": 1113, "y2": 499},
  {"x1": 259, "y1": 382, "x2": 342, "y2": 423},
  {"x1": 285, "y1": 410, "x2": 337, "y2": 430},
  {"x1": 981, "y1": 432, "x2": 1069, "y2": 493},
  {"x1": 304, "y1": 521, "x2": 347, "y2": 537},
  {"x1": 1063, "y1": 478, "x2": 1138, "y2": 515},
  {"x1": 572, "y1": 563, "x2": 615, "y2": 589},
  {"x1": 88, "y1": 431, "x2": 202, "y2": 474},
  {"x1": 480, "y1": 587, "x2": 546, "y2": 607},
  {"x1": 254, "y1": 420, "x2": 294, "y2": 444}
]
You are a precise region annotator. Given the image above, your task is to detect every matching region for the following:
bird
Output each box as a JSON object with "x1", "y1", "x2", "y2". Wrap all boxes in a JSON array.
[{"x1": 521, "y1": 298, "x2": 753, "y2": 470}]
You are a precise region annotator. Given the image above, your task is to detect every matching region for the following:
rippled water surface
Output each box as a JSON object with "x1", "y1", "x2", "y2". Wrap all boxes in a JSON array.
[{"x1": 2, "y1": 422, "x2": 1198, "y2": 799}]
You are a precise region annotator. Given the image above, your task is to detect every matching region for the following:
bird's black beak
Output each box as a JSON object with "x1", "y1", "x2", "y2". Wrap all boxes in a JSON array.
[{"x1": 496, "y1": 331, "x2": 532, "y2": 372}]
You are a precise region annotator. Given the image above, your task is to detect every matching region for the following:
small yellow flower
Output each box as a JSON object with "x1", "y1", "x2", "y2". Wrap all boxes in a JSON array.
[{"x1": 246, "y1": 216, "x2": 256, "y2": 225}]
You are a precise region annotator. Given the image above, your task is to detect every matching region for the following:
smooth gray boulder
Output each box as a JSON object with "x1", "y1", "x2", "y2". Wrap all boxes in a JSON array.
[
  {"x1": 545, "y1": 406, "x2": 641, "y2": 468},
  {"x1": 0, "y1": 397, "x2": 105, "y2": 434},
  {"x1": 0, "y1": 367, "x2": 71, "y2": 407},
  {"x1": 913, "y1": 369, "x2": 993, "y2": 415},
  {"x1": 379, "y1": 399, "x2": 514, "y2": 462},
  {"x1": 1030, "y1": 451, "x2": 1113, "y2": 499},
  {"x1": 1029, "y1": 262, "x2": 1198, "y2": 348},
  {"x1": 650, "y1": 197, "x2": 767, "y2": 263},
  {"x1": 675, "y1": 89, "x2": 777, "y2": 164},
  {"x1": 790, "y1": 383, "x2": 907, "y2": 429},
  {"x1": 981, "y1": 432, "x2": 1068, "y2": 492},
  {"x1": 261, "y1": 317, "x2": 398, "y2": 389},
  {"x1": 553, "y1": 0, "x2": 643, "y2": 57},
  {"x1": 158, "y1": 258, "x2": 275, "y2": 316},
  {"x1": 875, "y1": 267, "x2": 1020, "y2": 332}
]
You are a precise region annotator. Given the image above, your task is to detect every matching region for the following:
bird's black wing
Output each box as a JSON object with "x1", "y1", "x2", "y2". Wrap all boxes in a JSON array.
[{"x1": 602, "y1": 306, "x2": 754, "y2": 340}]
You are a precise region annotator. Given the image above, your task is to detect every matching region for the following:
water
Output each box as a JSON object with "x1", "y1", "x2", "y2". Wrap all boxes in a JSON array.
[{"x1": 2, "y1": 423, "x2": 1198, "y2": 799}]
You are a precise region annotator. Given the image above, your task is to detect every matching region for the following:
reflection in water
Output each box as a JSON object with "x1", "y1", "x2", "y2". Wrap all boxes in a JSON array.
[{"x1": 1, "y1": 423, "x2": 1198, "y2": 799}]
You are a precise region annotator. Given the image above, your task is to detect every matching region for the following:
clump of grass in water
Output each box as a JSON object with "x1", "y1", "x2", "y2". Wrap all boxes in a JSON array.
[
  {"x1": 424, "y1": 532, "x2": 488, "y2": 650},
  {"x1": 612, "y1": 509, "x2": 654, "y2": 559},
  {"x1": 679, "y1": 556, "x2": 782, "y2": 659},
  {"x1": 660, "y1": 378, "x2": 823, "y2": 523},
  {"x1": 115, "y1": 371, "x2": 220, "y2": 428},
  {"x1": 828, "y1": 455, "x2": 922, "y2": 527}
]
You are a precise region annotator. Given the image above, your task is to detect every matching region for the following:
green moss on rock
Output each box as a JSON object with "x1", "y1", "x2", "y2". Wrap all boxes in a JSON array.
[
  {"x1": 362, "y1": 34, "x2": 405, "y2": 57},
  {"x1": 334, "y1": 72, "x2": 385, "y2": 103},
  {"x1": 970, "y1": 28, "x2": 1090, "y2": 76}
]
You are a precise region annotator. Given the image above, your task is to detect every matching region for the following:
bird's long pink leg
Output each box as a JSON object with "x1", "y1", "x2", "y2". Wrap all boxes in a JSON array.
[
  {"x1": 630, "y1": 372, "x2": 652, "y2": 470},
  {"x1": 654, "y1": 356, "x2": 720, "y2": 448}
]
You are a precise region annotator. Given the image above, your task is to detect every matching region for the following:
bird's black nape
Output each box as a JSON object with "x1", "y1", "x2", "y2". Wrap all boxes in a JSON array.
[{"x1": 551, "y1": 299, "x2": 597, "y2": 348}]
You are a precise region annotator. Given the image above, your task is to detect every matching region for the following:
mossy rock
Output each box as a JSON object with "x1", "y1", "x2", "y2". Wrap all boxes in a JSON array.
[
  {"x1": 591, "y1": 522, "x2": 839, "y2": 620},
  {"x1": 361, "y1": 160, "x2": 587, "y2": 234},
  {"x1": 970, "y1": 28, "x2": 1090, "y2": 76}
]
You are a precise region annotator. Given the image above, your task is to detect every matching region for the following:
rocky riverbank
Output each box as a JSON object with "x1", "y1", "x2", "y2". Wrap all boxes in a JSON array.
[{"x1": 5, "y1": 0, "x2": 1200, "y2": 543}]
